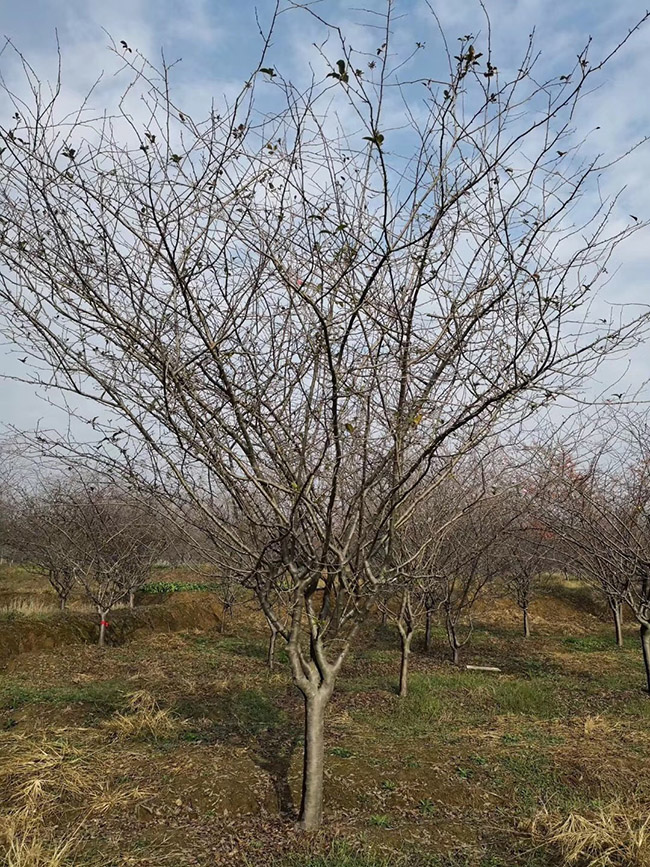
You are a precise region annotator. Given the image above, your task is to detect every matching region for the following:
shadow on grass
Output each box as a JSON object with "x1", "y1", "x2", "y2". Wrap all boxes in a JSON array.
[
  {"x1": 254, "y1": 725, "x2": 302, "y2": 817},
  {"x1": 178, "y1": 684, "x2": 302, "y2": 816}
]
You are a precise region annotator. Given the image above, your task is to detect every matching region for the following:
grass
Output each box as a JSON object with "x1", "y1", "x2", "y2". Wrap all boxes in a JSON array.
[
  {"x1": 214, "y1": 687, "x2": 288, "y2": 737},
  {"x1": 273, "y1": 846, "x2": 547, "y2": 867},
  {"x1": 563, "y1": 635, "x2": 623, "y2": 653},
  {"x1": 0, "y1": 813, "x2": 81, "y2": 867},
  {"x1": 0, "y1": 680, "x2": 126, "y2": 711},
  {"x1": 0, "y1": 731, "x2": 151, "y2": 867},
  {"x1": 532, "y1": 800, "x2": 650, "y2": 865},
  {"x1": 0, "y1": 600, "x2": 64, "y2": 620},
  {"x1": 274, "y1": 843, "x2": 397, "y2": 866},
  {"x1": 1, "y1": 571, "x2": 650, "y2": 866},
  {"x1": 102, "y1": 690, "x2": 187, "y2": 741},
  {"x1": 382, "y1": 671, "x2": 563, "y2": 737},
  {"x1": 494, "y1": 753, "x2": 580, "y2": 812},
  {"x1": 141, "y1": 580, "x2": 215, "y2": 594}
]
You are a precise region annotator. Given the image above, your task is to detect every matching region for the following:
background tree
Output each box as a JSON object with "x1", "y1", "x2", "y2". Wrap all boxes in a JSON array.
[
  {"x1": 11, "y1": 480, "x2": 79, "y2": 609},
  {"x1": 0, "y1": 5, "x2": 647, "y2": 828},
  {"x1": 502, "y1": 493, "x2": 554, "y2": 639},
  {"x1": 544, "y1": 417, "x2": 650, "y2": 685}
]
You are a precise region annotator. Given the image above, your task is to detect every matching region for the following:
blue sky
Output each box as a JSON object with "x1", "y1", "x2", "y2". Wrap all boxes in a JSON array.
[{"x1": 1, "y1": 0, "x2": 649, "y2": 433}]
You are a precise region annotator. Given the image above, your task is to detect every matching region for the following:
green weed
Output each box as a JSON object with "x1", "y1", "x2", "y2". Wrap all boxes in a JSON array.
[
  {"x1": 330, "y1": 747, "x2": 353, "y2": 758},
  {"x1": 0, "y1": 680, "x2": 125, "y2": 710},
  {"x1": 368, "y1": 814, "x2": 391, "y2": 828}
]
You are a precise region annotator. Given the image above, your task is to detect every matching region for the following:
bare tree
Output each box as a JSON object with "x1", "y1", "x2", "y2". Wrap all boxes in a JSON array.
[
  {"x1": 436, "y1": 494, "x2": 510, "y2": 665},
  {"x1": 544, "y1": 418, "x2": 650, "y2": 686},
  {"x1": 11, "y1": 482, "x2": 78, "y2": 609},
  {"x1": 13, "y1": 474, "x2": 165, "y2": 641},
  {"x1": 502, "y1": 499, "x2": 553, "y2": 639},
  {"x1": 0, "y1": 5, "x2": 648, "y2": 828}
]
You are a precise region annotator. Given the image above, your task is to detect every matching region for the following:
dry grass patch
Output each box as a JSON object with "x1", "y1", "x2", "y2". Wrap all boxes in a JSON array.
[
  {"x1": 532, "y1": 800, "x2": 650, "y2": 866},
  {"x1": 0, "y1": 731, "x2": 151, "y2": 866},
  {"x1": 0, "y1": 736, "x2": 95, "y2": 809},
  {"x1": 0, "y1": 813, "x2": 81, "y2": 867},
  {"x1": 0, "y1": 599, "x2": 63, "y2": 619},
  {"x1": 102, "y1": 690, "x2": 187, "y2": 741}
]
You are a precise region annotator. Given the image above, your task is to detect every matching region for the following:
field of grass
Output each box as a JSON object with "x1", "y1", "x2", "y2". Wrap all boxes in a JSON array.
[{"x1": 0, "y1": 564, "x2": 649, "y2": 866}]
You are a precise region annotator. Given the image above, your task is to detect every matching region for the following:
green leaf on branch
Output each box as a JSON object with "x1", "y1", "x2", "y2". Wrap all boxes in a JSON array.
[
  {"x1": 327, "y1": 59, "x2": 349, "y2": 84},
  {"x1": 363, "y1": 131, "x2": 384, "y2": 148}
]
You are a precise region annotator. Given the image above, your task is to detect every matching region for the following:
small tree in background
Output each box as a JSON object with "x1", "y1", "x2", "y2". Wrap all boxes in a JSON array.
[
  {"x1": 12, "y1": 474, "x2": 165, "y2": 640},
  {"x1": 502, "y1": 491, "x2": 554, "y2": 639},
  {"x1": 14, "y1": 484, "x2": 78, "y2": 609},
  {"x1": 545, "y1": 415, "x2": 650, "y2": 686}
]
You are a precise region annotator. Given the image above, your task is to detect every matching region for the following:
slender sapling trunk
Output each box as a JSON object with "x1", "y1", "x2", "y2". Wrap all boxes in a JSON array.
[
  {"x1": 609, "y1": 598, "x2": 623, "y2": 647},
  {"x1": 398, "y1": 630, "x2": 413, "y2": 697},
  {"x1": 98, "y1": 608, "x2": 109, "y2": 647},
  {"x1": 640, "y1": 622, "x2": 650, "y2": 694},
  {"x1": 267, "y1": 621, "x2": 278, "y2": 671}
]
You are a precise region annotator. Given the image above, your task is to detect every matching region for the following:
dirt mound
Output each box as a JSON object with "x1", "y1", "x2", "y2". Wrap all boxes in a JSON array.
[{"x1": 0, "y1": 592, "x2": 223, "y2": 669}]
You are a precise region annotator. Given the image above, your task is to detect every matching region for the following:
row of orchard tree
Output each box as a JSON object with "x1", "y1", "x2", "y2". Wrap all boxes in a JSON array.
[
  {"x1": 2, "y1": 415, "x2": 649, "y2": 669},
  {"x1": 2, "y1": 414, "x2": 650, "y2": 751},
  {"x1": 0, "y1": 474, "x2": 169, "y2": 644},
  {"x1": 0, "y1": 2, "x2": 649, "y2": 830}
]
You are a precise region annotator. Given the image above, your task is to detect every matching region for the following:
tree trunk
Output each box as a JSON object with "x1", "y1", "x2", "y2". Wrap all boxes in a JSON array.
[
  {"x1": 297, "y1": 689, "x2": 330, "y2": 831},
  {"x1": 425, "y1": 609, "x2": 433, "y2": 651},
  {"x1": 381, "y1": 607, "x2": 387, "y2": 626},
  {"x1": 445, "y1": 613, "x2": 460, "y2": 665},
  {"x1": 267, "y1": 623, "x2": 278, "y2": 671},
  {"x1": 523, "y1": 606, "x2": 530, "y2": 639},
  {"x1": 609, "y1": 598, "x2": 623, "y2": 647},
  {"x1": 98, "y1": 609, "x2": 109, "y2": 647},
  {"x1": 128, "y1": 589, "x2": 135, "y2": 609},
  {"x1": 398, "y1": 631, "x2": 412, "y2": 698},
  {"x1": 640, "y1": 623, "x2": 650, "y2": 694},
  {"x1": 60, "y1": 596, "x2": 66, "y2": 611}
]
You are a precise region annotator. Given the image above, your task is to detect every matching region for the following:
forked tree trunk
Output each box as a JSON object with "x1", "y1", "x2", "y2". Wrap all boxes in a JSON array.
[
  {"x1": 267, "y1": 622, "x2": 278, "y2": 671},
  {"x1": 98, "y1": 609, "x2": 109, "y2": 647},
  {"x1": 523, "y1": 606, "x2": 531, "y2": 639},
  {"x1": 297, "y1": 686, "x2": 333, "y2": 830},
  {"x1": 640, "y1": 622, "x2": 650, "y2": 694},
  {"x1": 609, "y1": 598, "x2": 623, "y2": 647},
  {"x1": 398, "y1": 630, "x2": 413, "y2": 697}
]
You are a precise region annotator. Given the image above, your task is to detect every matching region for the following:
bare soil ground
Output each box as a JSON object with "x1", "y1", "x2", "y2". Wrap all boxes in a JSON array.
[{"x1": 1, "y1": 566, "x2": 649, "y2": 866}]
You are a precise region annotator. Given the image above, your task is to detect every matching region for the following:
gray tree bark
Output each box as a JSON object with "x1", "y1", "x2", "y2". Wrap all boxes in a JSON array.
[
  {"x1": 609, "y1": 598, "x2": 623, "y2": 647},
  {"x1": 445, "y1": 614, "x2": 461, "y2": 665},
  {"x1": 267, "y1": 622, "x2": 278, "y2": 671},
  {"x1": 297, "y1": 686, "x2": 333, "y2": 830},
  {"x1": 398, "y1": 630, "x2": 413, "y2": 698},
  {"x1": 98, "y1": 609, "x2": 109, "y2": 647},
  {"x1": 523, "y1": 606, "x2": 531, "y2": 638},
  {"x1": 640, "y1": 622, "x2": 650, "y2": 693},
  {"x1": 425, "y1": 609, "x2": 433, "y2": 651}
]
